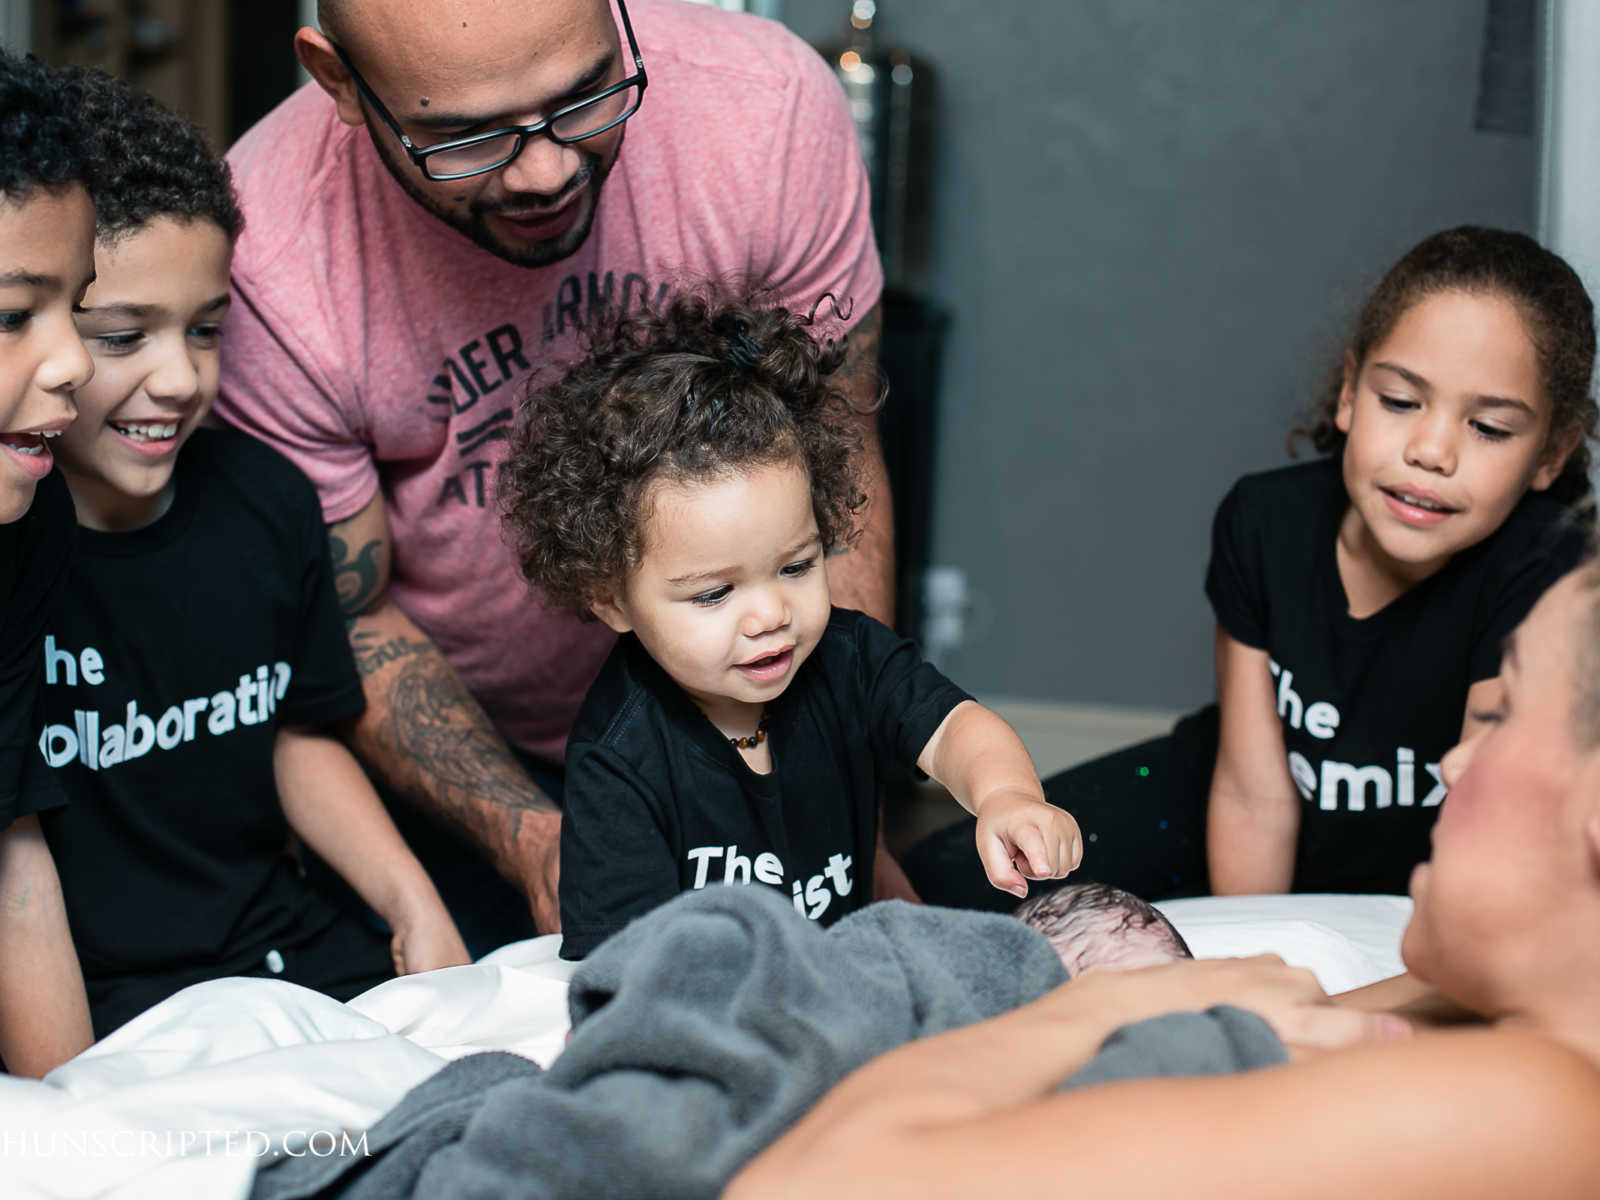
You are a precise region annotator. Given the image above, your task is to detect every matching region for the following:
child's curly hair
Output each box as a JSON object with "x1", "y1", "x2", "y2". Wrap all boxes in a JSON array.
[
  {"x1": 500, "y1": 290, "x2": 868, "y2": 618},
  {"x1": 1291, "y1": 226, "x2": 1597, "y2": 511},
  {"x1": 0, "y1": 50, "x2": 94, "y2": 201},
  {"x1": 57, "y1": 65, "x2": 244, "y2": 244}
]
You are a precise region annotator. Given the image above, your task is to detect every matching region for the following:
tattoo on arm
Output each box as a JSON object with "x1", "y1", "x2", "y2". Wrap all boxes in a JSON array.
[
  {"x1": 335, "y1": 506, "x2": 557, "y2": 888},
  {"x1": 350, "y1": 630, "x2": 431, "y2": 678},
  {"x1": 377, "y1": 646, "x2": 560, "y2": 843},
  {"x1": 836, "y1": 305, "x2": 884, "y2": 416},
  {"x1": 330, "y1": 533, "x2": 385, "y2": 617},
  {"x1": 348, "y1": 616, "x2": 557, "y2": 862}
]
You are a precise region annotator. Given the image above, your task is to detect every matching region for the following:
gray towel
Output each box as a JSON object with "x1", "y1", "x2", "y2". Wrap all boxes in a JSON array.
[{"x1": 253, "y1": 887, "x2": 1065, "y2": 1200}]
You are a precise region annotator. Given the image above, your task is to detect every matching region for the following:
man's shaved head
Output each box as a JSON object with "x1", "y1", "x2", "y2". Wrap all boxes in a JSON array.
[
  {"x1": 316, "y1": 0, "x2": 347, "y2": 40},
  {"x1": 301, "y1": 0, "x2": 629, "y2": 268},
  {"x1": 316, "y1": 0, "x2": 610, "y2": 59}
]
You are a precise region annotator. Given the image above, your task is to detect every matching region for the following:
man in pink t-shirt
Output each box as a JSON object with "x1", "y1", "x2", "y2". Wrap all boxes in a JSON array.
[{"x1": 215, "y1": 0, "x2": 896, "y2": 943}]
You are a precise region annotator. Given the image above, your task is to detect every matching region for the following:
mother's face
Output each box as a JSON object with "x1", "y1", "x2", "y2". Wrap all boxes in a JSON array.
[{"x1": 1401, "y1": 567, "x2": 1600, "y2": 1014}]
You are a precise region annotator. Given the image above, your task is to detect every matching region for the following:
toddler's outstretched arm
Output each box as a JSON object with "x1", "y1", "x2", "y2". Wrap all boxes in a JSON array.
[
  {"x1": 1207, "y1": 626, "x2": 1300, "y2": 894},
  {"x1": 274, "y1": 725, "x2": 471, "y2": 974},
  {"x1": 918, "y1": 701, "x2": 1081, "y2": 898},
  {"x1": 0, "y1": 815, "x2": 92, "y2": 1075}
]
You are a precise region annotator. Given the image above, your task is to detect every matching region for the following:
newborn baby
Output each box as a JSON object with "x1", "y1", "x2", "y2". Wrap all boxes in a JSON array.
[{"x1": 1015, "y1": 882, "x2": 1191, "y2": 975}]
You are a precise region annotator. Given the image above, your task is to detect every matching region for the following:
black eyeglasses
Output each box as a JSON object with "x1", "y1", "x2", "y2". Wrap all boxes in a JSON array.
[{"x1": 331, "y1": 0, "x2": 648, "y2": 182}]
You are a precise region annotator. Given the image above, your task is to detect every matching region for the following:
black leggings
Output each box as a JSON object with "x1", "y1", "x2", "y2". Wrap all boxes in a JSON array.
[{"x1": 903, "y1": 706, "x2": 1218, "y2": 911}]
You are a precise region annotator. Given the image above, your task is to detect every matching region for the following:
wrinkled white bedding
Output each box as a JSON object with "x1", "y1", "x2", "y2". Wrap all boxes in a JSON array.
[{"x1": 2, "y1": 895, "x2": 1410, "y2": 1199}]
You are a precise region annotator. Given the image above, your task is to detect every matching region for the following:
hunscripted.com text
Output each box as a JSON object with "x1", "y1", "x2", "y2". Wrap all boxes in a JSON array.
[{"x1": 0, "y1": 1128, "x2": 371, "y2": 1159}]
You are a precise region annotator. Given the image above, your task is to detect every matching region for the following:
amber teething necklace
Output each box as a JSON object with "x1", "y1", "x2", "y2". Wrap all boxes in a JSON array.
[{"x1": 728, "y1": 707, "x2": 772, "y2": 750}]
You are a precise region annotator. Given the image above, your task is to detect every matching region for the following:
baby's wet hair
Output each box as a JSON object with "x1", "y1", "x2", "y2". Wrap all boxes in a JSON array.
[
  {"x1": 501, "y1": 289, "x2": 868, "y2": 617},
  {"x1": 55, "y1": 66, "x2": 243, "y2": 244},
  {"x1": 1016, "y1": 881, "x2": 1192, "y2": 976},
  {"x1": 1291, "y1": 226, "x2": 1597, "y2": 511},
  {"x1": 0, "y1": 50, "x2": 95, "y2": 202}
]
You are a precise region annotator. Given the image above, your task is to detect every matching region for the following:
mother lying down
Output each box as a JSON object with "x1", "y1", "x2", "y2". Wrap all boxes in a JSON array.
[{"x1": 730, "y1": 561, "x2": 1600, "y2": 1200}]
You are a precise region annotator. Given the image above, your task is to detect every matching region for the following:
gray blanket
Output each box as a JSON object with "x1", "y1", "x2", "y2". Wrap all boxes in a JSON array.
[
  {"x1": 1063, "y1": 1004, "x2": 1287, "y2": 1088},
  {"x1": 252, "y1": 888, "x2": 1282, "y2": 1200}
]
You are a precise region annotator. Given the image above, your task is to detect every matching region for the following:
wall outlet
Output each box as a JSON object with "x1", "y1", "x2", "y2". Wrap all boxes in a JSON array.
[{"x1": 921, "y1": 565, "x2": 968, "y2": 663}]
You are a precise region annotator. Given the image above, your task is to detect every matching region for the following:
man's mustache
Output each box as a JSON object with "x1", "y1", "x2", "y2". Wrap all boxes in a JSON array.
[{"x1": 473, "y1": 161, "x2": 597, "y2": 216}]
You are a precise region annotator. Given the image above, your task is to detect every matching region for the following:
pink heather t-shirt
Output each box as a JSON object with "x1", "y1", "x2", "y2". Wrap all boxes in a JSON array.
[{"x1": 215, "y1": 0, "x2": 882, "y2": 763}]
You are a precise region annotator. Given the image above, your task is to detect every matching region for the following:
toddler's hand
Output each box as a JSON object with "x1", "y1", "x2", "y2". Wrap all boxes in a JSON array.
[{"x1": 973, "y1": 790, "x2": 1082, "y2": 899}]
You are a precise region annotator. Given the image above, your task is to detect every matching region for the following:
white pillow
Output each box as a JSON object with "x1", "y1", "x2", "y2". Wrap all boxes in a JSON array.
[{"x1": 1158, "y1": 894, "x2": 1412, "y2": 994}]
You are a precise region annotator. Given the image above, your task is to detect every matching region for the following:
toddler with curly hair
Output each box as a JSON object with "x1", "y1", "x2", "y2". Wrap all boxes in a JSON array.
[{"x1": 502, "y1": 292, "x2": 1081, "y2": 958}]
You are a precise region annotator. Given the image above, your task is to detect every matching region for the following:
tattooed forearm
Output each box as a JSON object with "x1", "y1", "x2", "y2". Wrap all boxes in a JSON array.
[
  {"x1": 328, "y1": 497, "x2": 560, "y2": 926},
  {"x1": 353, "y1": 624, "x2": 558, "y2": 833},
  {"x1": 379, "y1": 653, "x2": 558, "y2": 864},
  {"x1": 343, "y1": 601, "x2": 561, "y2": 927},
  {"x1": 350, "y1": 629, "x2": 431, "y2": 678},
  {"x1": 385, "y1": 660, "x2": 531, "y2": 797},
  {"x1": 330, "y1": 533, "x2": 386, "y2": 616}
]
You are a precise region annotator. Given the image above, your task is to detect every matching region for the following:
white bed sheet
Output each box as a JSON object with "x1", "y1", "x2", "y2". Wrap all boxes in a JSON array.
[
  {"x1": 5, "y1": 939, "x2": 576, "y2": 1200},
  {"x1": 3, "y1": 895, "x2": 1410, "y2": 1199}
]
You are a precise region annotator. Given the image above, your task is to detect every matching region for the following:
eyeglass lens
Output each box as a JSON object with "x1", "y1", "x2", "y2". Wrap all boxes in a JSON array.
[{"x1": 423, "y1": 82, "x2": 644, "y2": 178}]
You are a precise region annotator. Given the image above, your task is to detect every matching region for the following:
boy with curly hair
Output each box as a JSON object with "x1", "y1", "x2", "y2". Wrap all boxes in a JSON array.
[
  {"x1": 502, "y1": 293, "x2": 1082, "y2": 959},
  {"x1": 0, "y1": 47, "x2": 97, "y2": 1075},
  {"x1": 34, "y1": 66, "x2": 468, "y2": 1038}
]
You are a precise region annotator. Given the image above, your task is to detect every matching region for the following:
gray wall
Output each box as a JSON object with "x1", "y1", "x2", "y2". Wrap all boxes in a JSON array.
[
  {"x1": 781, "y1": 0, "x2": 1537, "y2": 710},
  {"x1": 0, "y1": 0, "x2": 29, "y2": 51}
]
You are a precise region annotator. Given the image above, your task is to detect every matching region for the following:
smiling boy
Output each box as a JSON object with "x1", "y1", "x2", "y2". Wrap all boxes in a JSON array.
[
  {"x1": 35, "y1": 68, "x2": 467, "y2": 1037},
  {"x1": 0, "y1": 49, "x2": 97, "y2": 1076}
]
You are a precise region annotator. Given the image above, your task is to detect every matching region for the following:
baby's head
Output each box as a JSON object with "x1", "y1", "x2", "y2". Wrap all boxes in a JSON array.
[
  {"x1": 502, "y1": 291, "x2": 867, "y2": 719},
  {"x1": 1016, "y1": 882, "x2": 1192, "y2": 976},
  {"x1": 48, "y1": 67, "x2": 243, "y2": 532}
]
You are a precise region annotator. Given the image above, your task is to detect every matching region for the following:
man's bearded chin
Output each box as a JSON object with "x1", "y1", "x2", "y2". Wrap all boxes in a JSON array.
[{"x1": 366, "y1": 125, "x2": 621, "y2": 269}]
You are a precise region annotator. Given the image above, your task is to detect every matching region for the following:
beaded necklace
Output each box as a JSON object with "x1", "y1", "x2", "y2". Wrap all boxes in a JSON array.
[{"x1": 728, "y1": 707, "x2": 772, "y2": 750}]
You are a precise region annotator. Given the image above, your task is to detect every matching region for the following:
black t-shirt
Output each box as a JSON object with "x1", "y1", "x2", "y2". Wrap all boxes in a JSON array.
[
  {"x1": 1206, "y1": 457, "x2": 1584, "y2": 893},
  {"x1": 0, "y1": 470, "x2": 76, "y2": 828},
  {"x1": 38, "y1": 429, "x2": 366, "y2": 987},
  {"x1": 559, "y1": 608, "x2": 972, "y2": 959}
]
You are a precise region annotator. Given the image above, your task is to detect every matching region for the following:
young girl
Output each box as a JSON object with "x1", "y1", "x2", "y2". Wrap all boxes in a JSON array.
[
  {"x1": 35, "y1": 67, "x2": 468, "y2": 1037},
  {"x1": 500, "y1": 292, "x2": 1081, "y2": 959},
  {"x1": 908, "y1": 226, "x2": 1592, "y2": 905}
]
